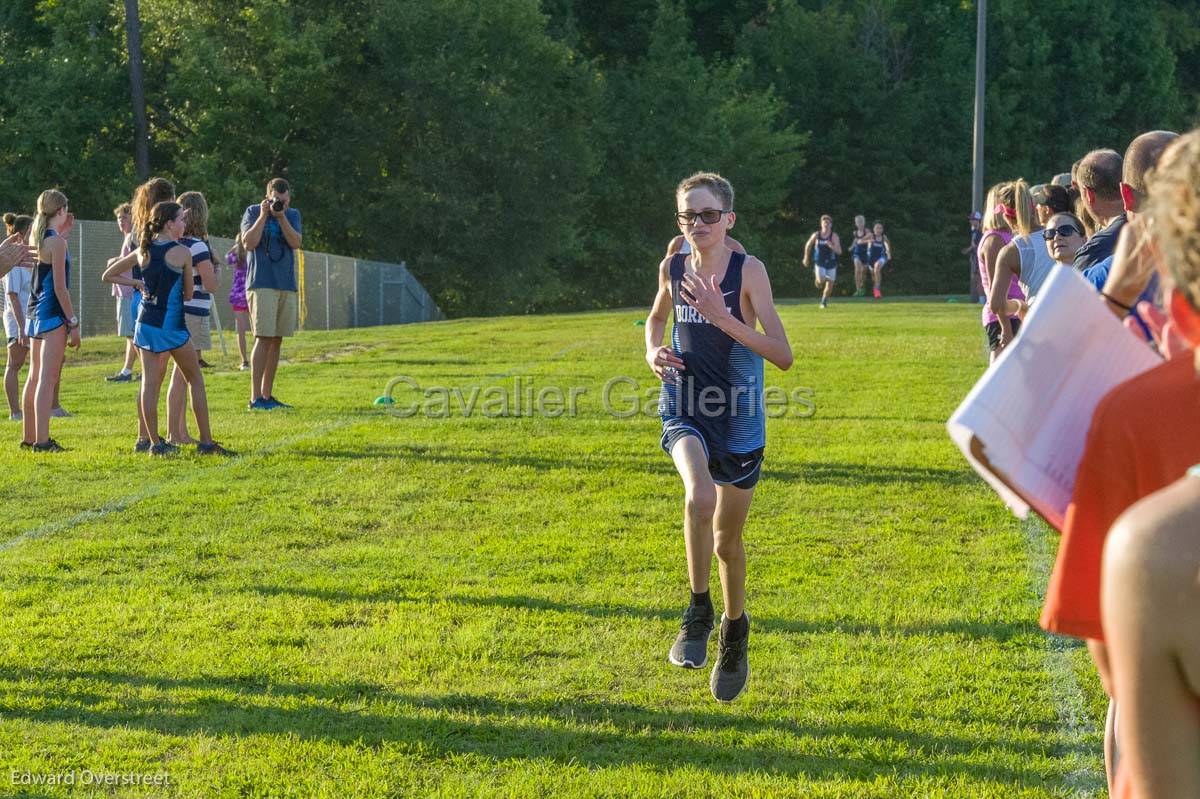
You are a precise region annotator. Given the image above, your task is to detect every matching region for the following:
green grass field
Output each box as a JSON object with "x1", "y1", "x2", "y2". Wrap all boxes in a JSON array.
[{"x1": 0, "y1": 299, "x2": 1108, "y2": 797}]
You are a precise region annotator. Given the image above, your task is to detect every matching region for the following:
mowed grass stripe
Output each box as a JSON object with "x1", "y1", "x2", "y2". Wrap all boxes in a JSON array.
[{"x1": 0, "y1": 301, "x2": 1104, "y2": 797}]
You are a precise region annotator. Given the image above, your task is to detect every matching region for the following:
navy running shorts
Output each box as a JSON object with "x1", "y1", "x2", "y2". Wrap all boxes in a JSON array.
[{"x1": 660, "y1": 422, "x2": 764, "y2": 489}]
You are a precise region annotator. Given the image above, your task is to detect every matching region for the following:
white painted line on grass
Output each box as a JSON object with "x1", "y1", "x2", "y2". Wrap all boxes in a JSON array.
[
  {"x1": 1022, "y1": 517, "x2": 1106, "y2": 797},
  {"x1": 0, "y1": 419, "x2": 354, "y2": 553}
]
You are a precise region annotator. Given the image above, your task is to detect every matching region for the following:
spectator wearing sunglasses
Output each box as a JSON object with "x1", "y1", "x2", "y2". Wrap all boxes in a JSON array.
[
  {"x1": 1042, "y1": 213, "x2": 1087, "y2": 267},
  {"x1": 984, "y1": 211, "x2": 1089, "y2": 326},
  {"x1": 1041, "y1": 130, "x2": 1191, "y2": 792},
  {"x1": 1101, "y1": 128, "x2": 1200, "y2": 799}
]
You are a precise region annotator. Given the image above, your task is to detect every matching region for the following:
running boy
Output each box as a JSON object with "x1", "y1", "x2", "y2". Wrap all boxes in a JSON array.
[
  {"x1": 803, "y1": 214, "x2": 842, "y2": 308},
  {"x1": 645, "y1": 172, "x2": 792, "y2": 702}
]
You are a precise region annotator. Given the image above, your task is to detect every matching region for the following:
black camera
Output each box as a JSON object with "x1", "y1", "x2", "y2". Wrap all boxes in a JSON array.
[{"x1": 270, "y1": 198, "x2": 285, "y2": 213}]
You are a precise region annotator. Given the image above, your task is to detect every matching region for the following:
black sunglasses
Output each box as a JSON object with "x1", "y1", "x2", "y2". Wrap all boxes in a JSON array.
[
  {"x1": 1042, "y1": 224, "x2": 1082, "y2": 240},
  {"x1": 676, "y1": 209, "x2": 730, "y2": 225}
]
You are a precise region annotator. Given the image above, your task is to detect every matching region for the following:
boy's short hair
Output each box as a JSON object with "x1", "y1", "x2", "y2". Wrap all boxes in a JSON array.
[
  {"x1": 676, "y1": 172, "x2": 734, "y2": 211},
  {"x1": 820, "y1": 214, "x2": 832, "y2": 223},
  {"x1": 266, "y1": 177, "x2": 291, "y2": 195},
  {"x1": 113, "y1": 202, "x2": 131, "y2": 217}
]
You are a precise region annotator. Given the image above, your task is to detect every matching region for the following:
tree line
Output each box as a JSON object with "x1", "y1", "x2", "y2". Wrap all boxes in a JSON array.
[{"x1": 1, "y1": 0, "x2": 1196, "y2": 315}]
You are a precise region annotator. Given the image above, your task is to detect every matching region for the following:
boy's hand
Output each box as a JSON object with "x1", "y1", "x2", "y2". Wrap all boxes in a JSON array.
[
  {"x1": 646, "y1": 346, "x2": 684, "y2": 384},
  {"x1": 681, "y1": 272, "x2": 733, "y2": 325}
]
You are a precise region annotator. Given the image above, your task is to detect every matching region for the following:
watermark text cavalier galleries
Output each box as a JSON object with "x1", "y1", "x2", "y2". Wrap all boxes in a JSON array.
[{"x1": 378, "y1": 376, "x2": 816, "y2": 419}]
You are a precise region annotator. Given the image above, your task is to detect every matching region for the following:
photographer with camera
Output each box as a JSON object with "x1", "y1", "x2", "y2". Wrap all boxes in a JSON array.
[{"x1": 240, "y1": 177, "x2": 302, "y2": 410}]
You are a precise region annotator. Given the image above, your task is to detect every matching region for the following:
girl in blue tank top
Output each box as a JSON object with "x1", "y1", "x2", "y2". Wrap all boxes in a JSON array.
[
  {"x1": 20, "y1": 190, "x2": 79, "y2": 453},
  {"x1": 102, "y1": 201, "x2": 232, "y2": 457},
  {"x1": 644, "y1": 172, "x2": 793, "y2": 703},
  {"x1": 867, "y1": 220, "x2": 893, "y2": 299},
  {"x1": 850, "y1": 215, "x2": 870, "y2": 296}
]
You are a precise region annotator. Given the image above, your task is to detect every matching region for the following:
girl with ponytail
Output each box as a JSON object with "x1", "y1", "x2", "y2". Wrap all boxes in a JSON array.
[
  {"x1": 21, "y1": 190, "x2": 79, "y2": 452},
  {"x1": 103, "y1": 202, "x2": 231, "y2": 456},
  {"x1": 105, "y1": 177, "x2": 174, "y2": 450},
  {"x1": 977, "y1": 181, "x2": 1026, "y2": 361}
]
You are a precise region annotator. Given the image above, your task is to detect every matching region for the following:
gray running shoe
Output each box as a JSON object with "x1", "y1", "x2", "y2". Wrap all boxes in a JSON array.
[
  {"x1": 50, "y1": 407, "x2": 72, "y2": 418},
  {"x1": 710, "y1": 613, "x2": 750, "y2": 703},
  {"x1": 668, "y1": 603, "x2": 714, "y2": 669}
]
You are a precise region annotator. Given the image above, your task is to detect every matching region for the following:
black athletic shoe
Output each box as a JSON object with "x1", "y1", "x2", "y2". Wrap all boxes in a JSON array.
[
  {"x1": 105, "y1": 372, "x2": 134, "y2": 382},
  {"x1": 197, "y1": 441, "x2": 234, "y2": 457},
  {"x1": 149, "y1": 441, "x2": 178, "y2": 457},
  {"x1": 134, "y1": 438, "x2": 152, "y2": 453},
  {"x1": 19, "y1": 440, "x2": 33, "y2": 450},
  {"x1": 710, "y1": 613, "x2": 750, "y2": 703},
  {"x1": 32, "y1": 439, "x2": 65, "y2": 453},
  {"x1": 197, "y1": 358, "x2": 212, "y2": 368},
  {"x1": 668, "y1": 603, "x2": 715, "y2": 669}
]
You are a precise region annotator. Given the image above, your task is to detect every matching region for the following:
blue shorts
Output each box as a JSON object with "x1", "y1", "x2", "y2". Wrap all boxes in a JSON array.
[
  {"x1": 660, "y1": 421, "x2": 764, "y2": 489},
  {"x1": 134, "y1": 322, "x2": 190, "y2": 354},
  {"x1": 25, "y1": 315, "x2": 64, "y2": 339}
]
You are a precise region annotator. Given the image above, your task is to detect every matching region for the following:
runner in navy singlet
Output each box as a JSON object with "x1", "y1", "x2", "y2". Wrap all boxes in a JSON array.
[
  {"x1": 803, "y1": 214, "x2": 842, "y2": 309},
  {"x1": 868, "y1": 220, "x2": 893, "y2": 299},
  {"x1": 20, "y1": 190, "x2": 79, "y2": 452},
  {"x1": 645, "y1": 172, "x2": 792, "y2": 703},
  {"x1": 850, "y1": 215, "x2": 870, "y2": 297}
]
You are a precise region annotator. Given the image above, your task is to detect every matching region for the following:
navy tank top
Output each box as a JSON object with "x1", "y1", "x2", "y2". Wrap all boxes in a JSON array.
[
  {"x1": 137, "y1": 241, "x2": 186, "y2": 329},
  {"x1": 851, "y1": 229, "x2": 869, "y2": 259},
  {"x1": 28, "y1": 229, "x2": 70, "y2": 321},
  {"x1": 659, "y1": 252, "x2": 765, "y2": 454},
  {"x1": 815, "y1": 233, "x2": 837, "y2": 268},
  {"x1": 869, "y1": 234, "x2": 886, "y2": 261}
]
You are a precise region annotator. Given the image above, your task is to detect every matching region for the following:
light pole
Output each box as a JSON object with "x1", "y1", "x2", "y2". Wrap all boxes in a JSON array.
[
  {"x1": 971, "y1": 0, "x2": 987, "y2": 215},
  {"x1": 124, "y1": 0, "x2": 150, "y2": 180}
]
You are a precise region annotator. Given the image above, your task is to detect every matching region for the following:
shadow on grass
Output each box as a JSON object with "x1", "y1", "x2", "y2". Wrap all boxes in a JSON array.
[
  {"x1": 287, "y1": 444, "x2": 975, "y2": 488},
  {"x1": 0, "y1": 664, "x2": 1091, "y2": 788},
  {"x1": 245, "y1": 583, "x2": 1040, "y2": 643}
]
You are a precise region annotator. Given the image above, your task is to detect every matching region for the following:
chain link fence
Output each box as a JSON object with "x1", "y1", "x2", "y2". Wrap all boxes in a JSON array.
[{"x1": 49, "y1": 220, "x2": 442, "y2": 340}]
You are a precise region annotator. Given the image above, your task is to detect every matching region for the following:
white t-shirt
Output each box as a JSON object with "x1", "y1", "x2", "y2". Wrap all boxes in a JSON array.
[
  {"x1": 3, "y1": 266, "x2": 33, "y2": 339},
  {"x1": 1014, "y1": 231, "x2": 1057, "y2": 300}
]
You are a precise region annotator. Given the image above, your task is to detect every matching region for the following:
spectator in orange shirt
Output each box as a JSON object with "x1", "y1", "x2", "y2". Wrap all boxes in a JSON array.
[
  {"x1": 1102, "y1": 129, "x2": 1200, "y2": 799},
  {"x1": 1039, "y1": 129, "x2": 1191, "y2": 788}
]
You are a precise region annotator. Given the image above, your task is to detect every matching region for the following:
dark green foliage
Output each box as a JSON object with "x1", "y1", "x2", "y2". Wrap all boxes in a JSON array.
[{"x1": 0, "y1": 0, "x2": 1196, "y2": 312}]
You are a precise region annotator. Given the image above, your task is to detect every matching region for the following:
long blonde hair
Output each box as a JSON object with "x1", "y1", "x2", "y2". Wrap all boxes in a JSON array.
[
  {"x1": 981, "y1": 180, "x2": 1032, "y2": 236},
  {"x1": 29, "y1": 190, "x2": 68, "y2": 248},
  {"x1": 1010, "y1": 179, "x2": 1035, "y2": 238},
  {"x1": 981, "y1": 184, "x2": 1006, "y2": 233}
]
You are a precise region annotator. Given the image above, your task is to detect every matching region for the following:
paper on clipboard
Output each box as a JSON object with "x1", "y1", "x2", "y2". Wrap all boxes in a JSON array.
[{"x1": 947, "y1": 266, "x2": 1162, "y2": 530}]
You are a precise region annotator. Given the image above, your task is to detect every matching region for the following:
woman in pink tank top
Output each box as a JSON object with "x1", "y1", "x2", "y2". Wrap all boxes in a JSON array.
[{"x1": 976, "y1": 180, "x2": 1026, "y2": 361}]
